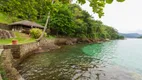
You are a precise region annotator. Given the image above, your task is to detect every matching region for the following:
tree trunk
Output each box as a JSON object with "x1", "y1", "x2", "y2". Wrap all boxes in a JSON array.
[{"x1": 37, "y1": 0, "x2": 54, "y2": 41}]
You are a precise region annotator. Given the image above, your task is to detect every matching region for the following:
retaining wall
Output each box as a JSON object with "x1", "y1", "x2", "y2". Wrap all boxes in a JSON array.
[
  {"x1": 0, "y1": 38, "x2": 60, "y2": 80},
  {"x1": 3, "y1": 42, "x2": 39, "y2": 65},
  {"x1": 1, "y1": 42, "x2": 40, "y2": 80},
  {"x1": 1, "y1": 49, "x2": 24, "y2": 80}
]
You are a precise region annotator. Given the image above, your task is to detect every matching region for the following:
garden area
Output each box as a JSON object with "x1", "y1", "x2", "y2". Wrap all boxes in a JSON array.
[{"x1": 0, "y1": 32, "x2": 35, "y2": 45}]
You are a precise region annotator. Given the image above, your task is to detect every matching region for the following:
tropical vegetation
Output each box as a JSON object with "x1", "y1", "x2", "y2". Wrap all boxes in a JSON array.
[
  {"x1": 30, "y1": 28, "x2": 47, "y2": 39},
  {"x1": 0, "y1": 0, "x2": 124, "y2": 40}
]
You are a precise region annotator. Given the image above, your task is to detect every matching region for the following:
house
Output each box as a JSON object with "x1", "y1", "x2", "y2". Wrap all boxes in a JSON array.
[
  {"x1": 8, "y1": 20, "x2": 44, "y2": 33},
  {"x1": 0, "y1": 23, "x2": 10, "y2": 30}
]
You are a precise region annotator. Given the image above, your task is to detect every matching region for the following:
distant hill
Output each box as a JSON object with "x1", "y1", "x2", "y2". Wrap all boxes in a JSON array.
[{"x1": 119, "y1": 33, "x2": 142, "y2": 38}]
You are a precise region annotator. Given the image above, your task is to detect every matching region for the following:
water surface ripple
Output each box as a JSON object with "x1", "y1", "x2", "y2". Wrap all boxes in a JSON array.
[{"x1": 18, "y1": 39, "x2": 142, "y2": 80}]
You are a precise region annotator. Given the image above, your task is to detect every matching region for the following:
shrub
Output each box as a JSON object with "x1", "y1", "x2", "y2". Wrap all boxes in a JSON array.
[{"x1": 30, "y1": 28, "x2": 47, "y2": 39}]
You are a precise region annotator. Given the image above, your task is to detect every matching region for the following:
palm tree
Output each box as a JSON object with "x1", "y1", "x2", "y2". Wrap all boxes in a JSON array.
[
  {"x1": 37, "y1": 0, "x2": 72, "y2": 41},
  {"x1": 37, "y1": 0, "x2": 54, "y2": 41}
]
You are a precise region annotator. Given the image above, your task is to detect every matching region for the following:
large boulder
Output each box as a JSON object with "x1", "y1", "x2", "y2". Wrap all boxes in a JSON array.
[{"x1": 0, "y1": 29, "x2": 14, "y2": 39}]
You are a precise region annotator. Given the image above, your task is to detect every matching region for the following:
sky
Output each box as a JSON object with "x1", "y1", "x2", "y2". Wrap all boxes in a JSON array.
[{"x1": 73, "y1": 0, "x2": 142, "y2": 33}]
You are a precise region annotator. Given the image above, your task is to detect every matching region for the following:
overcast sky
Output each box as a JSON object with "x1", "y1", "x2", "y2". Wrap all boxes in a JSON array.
[{"x1": 74, "y1": 0, "x2": 142, "y2": 33}]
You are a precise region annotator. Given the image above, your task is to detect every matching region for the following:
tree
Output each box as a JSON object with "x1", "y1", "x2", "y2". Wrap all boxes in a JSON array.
[
  {"x1": 0, "y1": 0, "x2": 39, "y2": 20},
  {"x1": 0, "y1": 0, "x2": 125, "y2": 19},
  {"x1": 0, "y1": 0, "x2": 125, "y2": 40},
  {"x1": 49, "y1": 3, "x2": 74, "y2": 36},
  {"x1": 37, "y1": 0, "x2": 125, "y2": 40},
  {"x1": 37, "y1": 0, "x2": 54, "y2": 41},
  {"x1": 77, "y1": 0, "x2": 125, "y2": 18},
  {"x1": 0, "y1": 0, "x2": 53, "y2": 20}
]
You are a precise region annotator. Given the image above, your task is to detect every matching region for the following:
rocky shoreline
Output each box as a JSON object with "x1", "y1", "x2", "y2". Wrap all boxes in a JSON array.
[
  {"x1": 0, "y1": 38, "x2": 109, "y2": 80},
  {"x1": 55, "y1": 38, "x2": 107, "y2": 45},
  {"x1": 36, "y1": 38, "x2": 109, "y2": 53}
]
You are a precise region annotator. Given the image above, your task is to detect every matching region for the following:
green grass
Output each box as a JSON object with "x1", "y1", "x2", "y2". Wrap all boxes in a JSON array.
[
  {"x1": 46, "y1": 35, "x2": 56, "y2": 39},
  {"x1": 0, "y1": 32, "x2": 36, "y2": 45}
]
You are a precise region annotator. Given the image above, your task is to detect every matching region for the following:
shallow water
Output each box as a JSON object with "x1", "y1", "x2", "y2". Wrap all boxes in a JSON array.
[{"x1": 18, "y1": 39, "x2": 142, "y2": 80}]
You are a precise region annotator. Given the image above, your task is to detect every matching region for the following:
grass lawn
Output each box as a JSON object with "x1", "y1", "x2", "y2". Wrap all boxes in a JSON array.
[{"x1": 0, "y1": 32, "x2": 36, "y2": 45}]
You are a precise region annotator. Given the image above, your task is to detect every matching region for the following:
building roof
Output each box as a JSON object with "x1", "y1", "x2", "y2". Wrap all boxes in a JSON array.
[{"x1": 9, "y1": 20, "x2": 44, "y2": 29}]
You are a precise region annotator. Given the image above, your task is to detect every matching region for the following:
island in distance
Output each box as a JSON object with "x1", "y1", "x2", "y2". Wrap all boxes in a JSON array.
[{"x1": 119, "y1": 33, "x2": 142, "y2": 38}]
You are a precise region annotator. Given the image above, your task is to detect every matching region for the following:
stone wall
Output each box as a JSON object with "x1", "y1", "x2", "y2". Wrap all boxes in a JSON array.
[
  {"x1": 20, "y1": 42, "x2": 39, "y2": 61},
  {"x1": 1, "y1": 49, "x2": 24, "y2": 80},
  {"x1": 3, "y1": 42, "x2": 39, "y2": 64},
  {"x1": 0, "y1": 38, "x2": 60, "y2": 80},
  {"x1": 3, "y1": 45, "x2": 21, "y2": 59},
  {"x1": 1, "y1": 42, "x2": 40, "y2": 80}
]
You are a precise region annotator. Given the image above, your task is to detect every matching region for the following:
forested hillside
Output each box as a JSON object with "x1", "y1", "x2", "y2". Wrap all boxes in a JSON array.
[{"x1": 0, "y1": 0, "x2": 124, "y2": 40}]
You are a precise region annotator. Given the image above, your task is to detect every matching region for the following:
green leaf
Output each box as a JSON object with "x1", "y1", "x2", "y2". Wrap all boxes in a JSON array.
[
  {"x1": 77, "y1": 0, "x2": 86, "y2": 4},
  {"x1": 117, "y1": 0, "x2": 125, "y2": 2},
  {"x1": 106, "y1": 0, "x2": 113, "y2": 4}
]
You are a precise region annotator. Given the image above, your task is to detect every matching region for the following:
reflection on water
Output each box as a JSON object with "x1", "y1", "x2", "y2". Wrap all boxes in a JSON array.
[{"x1": 18, "y1": 39, "x2": 142, "y2": 80}]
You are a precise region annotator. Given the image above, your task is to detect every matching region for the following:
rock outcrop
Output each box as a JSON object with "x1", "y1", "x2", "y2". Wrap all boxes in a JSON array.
[{"x1": 0, "y1": 29, "x2": 14, "y2": 39}]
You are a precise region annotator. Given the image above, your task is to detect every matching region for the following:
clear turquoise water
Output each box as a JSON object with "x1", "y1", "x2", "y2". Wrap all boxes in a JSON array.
[
  {"x1": 18, "y1": 39, "x2": 142, "y2": 80},
  {"x1": 83, "y1": 39, "x2": 142, "y2": 72}
]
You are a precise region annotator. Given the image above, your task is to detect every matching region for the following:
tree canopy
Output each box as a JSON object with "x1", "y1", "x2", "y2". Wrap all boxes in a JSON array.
[
  {"x1": 0, "y1": 0, "x2": 124, "y2": 40},
  {"x1": 0, "y1": 0, "x2": 125, "y2": 20},
  {"x1": 76, "y1": 0, "x2": 125, "y2": 17},
  {"x1": 48, "y1": 4, "x2": 123, "y2": 39}
]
